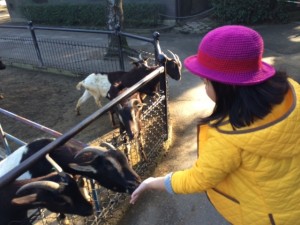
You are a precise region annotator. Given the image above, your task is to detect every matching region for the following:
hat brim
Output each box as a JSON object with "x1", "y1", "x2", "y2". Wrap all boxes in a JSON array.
[{"x1": 184, "y1": 55, "x2": 276, "y2": 85}]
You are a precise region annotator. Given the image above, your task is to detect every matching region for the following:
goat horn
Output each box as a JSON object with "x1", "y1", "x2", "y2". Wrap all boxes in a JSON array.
[
  {"x1": 16, "y1": 181, "x2": 60, "y2": 195},
  {"x1": 128, "y1": 56, "x2": 140, "y2": 62},
  {"x1": 139, "y1": 53, "x2": 143, "y2": 60},
  {"x1": 175, "y1": 54, "x2": 182, "y2": 69},
  {"x1": 100, "y1": 142, "x2": 117, "y2": 151},
  {"x1": 75, "y1": 146, "x2": 107, "y2": 159},
  {"x1": 167, "y1": 50, "x2": 177, "y2": 59},
  {"x1": 168, "y1": 50, "x2": 182, "y2": 68},
  {"x1": 117, "y1": 103, "x2": 123, "y2": 110}
]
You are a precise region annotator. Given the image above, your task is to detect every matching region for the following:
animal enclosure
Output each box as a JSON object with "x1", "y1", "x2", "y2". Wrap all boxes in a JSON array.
[
  {"x1": 0, "y1": 71, "x2": 171, "y2": 225},
  {"x1": 0, "y1": 23, "x2": 176, "y2": 225}
]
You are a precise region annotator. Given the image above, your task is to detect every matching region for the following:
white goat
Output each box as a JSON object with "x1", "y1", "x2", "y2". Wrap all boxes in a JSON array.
[{"x1": 75, "y1": 73, "x2": 111, "y2": 115}]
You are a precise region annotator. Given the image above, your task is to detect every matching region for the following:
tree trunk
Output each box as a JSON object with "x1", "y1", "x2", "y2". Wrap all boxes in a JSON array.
[{"x1": 106, "y1": 0, "x2": 129, "y2": 58}]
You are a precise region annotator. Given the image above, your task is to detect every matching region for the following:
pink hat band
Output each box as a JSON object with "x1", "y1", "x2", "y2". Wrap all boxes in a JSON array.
[
  {"x1": 184, "y1": 25, "x2": 275, "y2": 85},
  {"x1": 197, "y1": 51, "x2": 262, "y2": 74}
]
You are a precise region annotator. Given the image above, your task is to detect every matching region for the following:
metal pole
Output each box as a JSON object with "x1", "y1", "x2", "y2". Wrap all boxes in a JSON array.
[
  {"x1": 116, "y1": 25, "x2": 125, "y2": 71},
  {"x1": 152, "y1": 32, "x2": 169, "y2": 140},
  {"x1": 0, "y1": 107, "x2": 87, "y2": 148},
  {"x1": 4, "y1": 132, "x2": 26, "y2": 146},
  {"x1": 152, "y1": 31, "x2": 162, "y2": 64},
  {"x1": 27, "y1": 21, "x2": 44, "y2": 67},
  {"x1": 0, "y1": 123, "x2": 11, "y2": 156}
]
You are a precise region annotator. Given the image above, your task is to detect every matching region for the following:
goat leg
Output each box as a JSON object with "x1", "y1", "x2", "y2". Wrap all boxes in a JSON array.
[
  {"x1": 121, "y1": 135, "x2": 131, "y2": 162},
  {"x1": 136, "y1": 137, "x2": 148, "y2": 162},
  {"x1": 109, "y1": 110, "x2": 118, "y2": 128},
  {"x1": 75, "y1": 106, "x2": 81, "y2": 115}
]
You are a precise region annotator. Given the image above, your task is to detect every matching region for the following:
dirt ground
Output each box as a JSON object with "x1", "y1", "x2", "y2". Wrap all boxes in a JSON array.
[{"x1": 0, "y1": 66, "x2": 114, "y2": 150}]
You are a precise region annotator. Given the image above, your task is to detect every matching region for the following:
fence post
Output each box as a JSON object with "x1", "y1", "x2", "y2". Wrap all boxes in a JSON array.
[
  {"x1": 153, "y1": 32, "x2": 169, "y2": 141},
  {"x1": 115, "y1": 25, "x2": 125, "y2": 71},
  {"x1": 153, "y1": 32, "x2": 162, "y2": 64},
  {"x1": 27, "y1": 21, "x2": 44, "y2": 67},
  {"x1": 0, "y1": 123, "x2": 11, "y2": 156}
]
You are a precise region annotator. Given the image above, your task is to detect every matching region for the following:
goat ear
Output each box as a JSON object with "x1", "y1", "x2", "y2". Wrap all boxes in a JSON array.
[
  {"x1": 68, "y1": 163, "x2": 97, "y2": 173},
  {"x1": 133, "y1": 101, "x2": 146, "y2": 110},
  {"x1": 11, "y1": 193, "x2": 40, "y2": 205},
  {"x1": 136, "y1": 103, "x2": 145, "y2": 110}
]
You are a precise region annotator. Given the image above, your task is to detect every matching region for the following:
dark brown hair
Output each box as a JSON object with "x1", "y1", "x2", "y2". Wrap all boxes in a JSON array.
[{"x1": 200, "y1": 71, "x2": 290, "y2": 129}]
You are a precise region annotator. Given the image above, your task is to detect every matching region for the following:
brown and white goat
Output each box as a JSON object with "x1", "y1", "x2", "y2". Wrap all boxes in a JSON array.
[
  {"x1": 75, "y1": 50, "x2": 181, "y2": 115},
  {"x1": 74, "y1": 55, "x2": 147, "y2": 115}
]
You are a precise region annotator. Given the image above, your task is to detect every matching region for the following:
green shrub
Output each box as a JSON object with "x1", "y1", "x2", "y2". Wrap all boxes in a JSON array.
[
  {"x1": 211, "y1": 0, "x2": 290, "y2": 25},
  {"x1": 123, "y1": 3, "x2": 165, "y2": 28},
  {"x1": 20, "y1": 3, "x2": 166, "y2": 28},
  {"x1": 21, "y1": 4, "x2": 106, "y2": 27}
]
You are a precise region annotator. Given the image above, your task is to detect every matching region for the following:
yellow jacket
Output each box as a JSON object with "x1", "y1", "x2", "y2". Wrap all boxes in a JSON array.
[{"x1": 170, "y1": 79, "x2": 300, "y2": 225}]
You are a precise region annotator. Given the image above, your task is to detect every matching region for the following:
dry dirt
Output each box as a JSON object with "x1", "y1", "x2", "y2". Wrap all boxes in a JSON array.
[{"x1": 0, "y1": 66, "x2": 115, "y2": 150}]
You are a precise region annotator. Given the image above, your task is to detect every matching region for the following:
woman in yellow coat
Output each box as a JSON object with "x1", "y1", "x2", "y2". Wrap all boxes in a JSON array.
[{"x1": 130, "y1": 25, "x2": 300, "y2": 225}]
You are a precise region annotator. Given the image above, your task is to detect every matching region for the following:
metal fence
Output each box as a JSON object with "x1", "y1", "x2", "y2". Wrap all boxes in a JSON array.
[
  {"x1": 0, "y1": 23, "x2": 171, "y2": 225},
  {"x1": 0, "y1": 21, "x2": 161, "y2": 75}
]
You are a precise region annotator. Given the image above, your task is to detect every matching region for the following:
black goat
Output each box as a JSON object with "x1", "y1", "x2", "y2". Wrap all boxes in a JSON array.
[
  {"x1": 107, "y1": 50, "x2": 182, "y2": 98},
  {"x1": 0, "y1": 172, "x2": 93, "y2": 225},
  {"x1": 0, "y1": 138, "x2": 141, "y2": 194}
]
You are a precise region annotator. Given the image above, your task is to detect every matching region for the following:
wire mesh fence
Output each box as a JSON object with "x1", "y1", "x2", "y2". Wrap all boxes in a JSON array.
[{"x1": 0, "y1": 22, "x2": 159, "y2": 76}]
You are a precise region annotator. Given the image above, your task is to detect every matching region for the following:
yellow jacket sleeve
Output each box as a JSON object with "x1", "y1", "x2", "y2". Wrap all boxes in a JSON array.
[{"x1": 170, "y1": 125, "x2": 241, "y2": 194}]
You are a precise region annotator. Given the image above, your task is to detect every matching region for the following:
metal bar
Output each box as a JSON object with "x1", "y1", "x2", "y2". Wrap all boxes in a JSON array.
[
  {"x1": 90, "y1": 179, "x2": 101, "y2": 213},
  {"x1": 0, "y1": 108, "x2": 87, "y2": 148},
  {"x1": 0, "y1": 123, "x2": 11, "y2": 156},
  {"x1": 34, "y1": 26, "x2": 114, "y2": 35},
  {"x1": 116, "y1": 26, "x2": 125, "y2": 71},
  {"x1": 152, "y1": 32, "x2": 168, "y2": 140},
  {"x1": 0, "y1": 23, "x2": 153, "y2": 42},
  {"x1": 0, "y1": 25, "x2": 28, "y2": 29},
  {"x1": 27, "y1": 21, "x2": 44, "y2": 66},
  {"x1": 4, "y1": 132, "x2": 26, "y2": 146},
  {"x1": 118, "y1": 31, "x2": 154, "y2": 43},
  {"x1": 0, "y1": 66, "x2": 164, "y2": 188},
  {"x1": 152, "y1": 32, "x2": 162, "y2": 64},
  {"x1": 159, "y1": 71, "x2": 169, "y2": 141}
]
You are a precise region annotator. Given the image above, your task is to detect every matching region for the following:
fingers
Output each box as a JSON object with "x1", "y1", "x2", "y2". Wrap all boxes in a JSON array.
[
  {"x1": 130, "y1": 182, "x2": 146, "y2": 204},
  {"x1": 130, "y1": 192, "x2": 138, "y2": 204},
  {"x1": 130, "y1": 177, "x2": 165, "y2": 204}
]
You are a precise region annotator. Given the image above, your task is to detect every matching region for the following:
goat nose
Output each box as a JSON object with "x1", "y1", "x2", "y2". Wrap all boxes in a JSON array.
[{"x1": 127, "y1": 180, "x2": 140, "y2": 193}]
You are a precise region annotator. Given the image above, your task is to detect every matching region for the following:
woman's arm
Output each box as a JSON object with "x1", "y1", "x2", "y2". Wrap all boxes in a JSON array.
[{"x1": 130, "y1": 176, "x2": 166, "y2": 204}]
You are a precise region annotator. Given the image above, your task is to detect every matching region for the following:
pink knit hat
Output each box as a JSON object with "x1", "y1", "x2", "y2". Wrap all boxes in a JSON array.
[{"x1": 184, "y1": 25, "x2": 275, "y2": 85}]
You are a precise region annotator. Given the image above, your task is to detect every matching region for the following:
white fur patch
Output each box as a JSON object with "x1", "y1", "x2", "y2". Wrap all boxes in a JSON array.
[
  {"x1": 0, "y1": 145, "x2": 32, "y2": 179},
  {"x1": 82, "y1": 73, "x2": 111, "y2": 98}
]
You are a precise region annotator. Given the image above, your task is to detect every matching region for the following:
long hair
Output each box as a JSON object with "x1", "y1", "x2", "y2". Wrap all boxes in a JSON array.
[{"x1": 200, "y1": 71, "x2": 289, "y2": 129}]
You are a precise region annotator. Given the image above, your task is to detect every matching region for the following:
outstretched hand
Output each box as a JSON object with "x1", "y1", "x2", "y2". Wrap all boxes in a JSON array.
[{"x1": 130, "y1": 176, "x2": 166, "y2": 204}]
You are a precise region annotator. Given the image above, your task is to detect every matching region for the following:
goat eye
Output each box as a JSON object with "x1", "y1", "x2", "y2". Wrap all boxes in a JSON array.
[{"x1": 103, "y1": 160, "x2": 113, "y2": 168}]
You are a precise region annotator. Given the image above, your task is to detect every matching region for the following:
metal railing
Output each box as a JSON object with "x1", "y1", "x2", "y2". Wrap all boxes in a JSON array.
[{"x1": 0, "y1": 21, "x2": 161, "y2": 75}]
